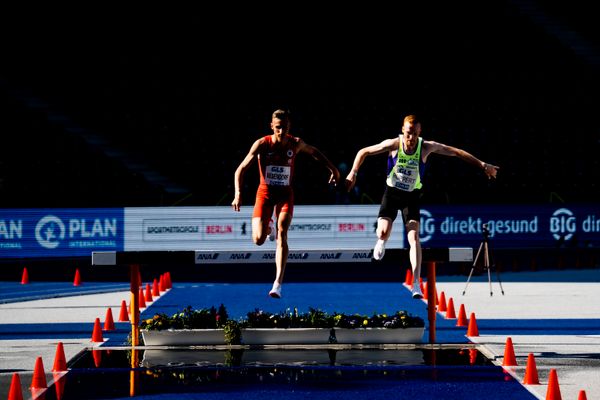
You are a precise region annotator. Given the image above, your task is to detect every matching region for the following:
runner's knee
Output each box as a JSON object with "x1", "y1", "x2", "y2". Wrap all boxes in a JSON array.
[
  {"x1": 253, "y1": 233, "x2": 266, "y2": 246},
  {"x1": 277, "y1": 229, "x2": 288, "y2": 243}
]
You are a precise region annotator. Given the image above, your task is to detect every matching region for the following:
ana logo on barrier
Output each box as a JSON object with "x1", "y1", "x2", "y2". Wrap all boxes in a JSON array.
[
  {"x1": 352, "y1": 251, "x2": 372, "y2": 259},
  {"x1": 35, "y1": 215, "x2": 66, "y2": 249},
  {"x1": 288, "y1": 252, "x2": 309, "y2": 260},
  {"x1": 196, "y1": 252, "x2": 220, "y2": 260},
  {"x1": 320, "y1": 252, "x2": 342, "y2": 259},
  {"x1": 229, "y1": 252, "x2": 252, "y2": 260}
]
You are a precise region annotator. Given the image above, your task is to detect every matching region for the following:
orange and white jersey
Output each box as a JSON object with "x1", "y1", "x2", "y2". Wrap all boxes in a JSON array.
[{"x1": 257, "y1": 134, "x2": 300, "y2": 188}]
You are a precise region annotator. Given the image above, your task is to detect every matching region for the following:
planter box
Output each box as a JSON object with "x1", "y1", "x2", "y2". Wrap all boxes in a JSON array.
[
  {"x1": 333, "y1": 327, "x2": 424, "y2": 344},
  {"x1": 141, "y1": 329, "x2": 225, "y2": 346},
  {"x1": 241, "y1": 328, "x2": 333, "y2": 345}
]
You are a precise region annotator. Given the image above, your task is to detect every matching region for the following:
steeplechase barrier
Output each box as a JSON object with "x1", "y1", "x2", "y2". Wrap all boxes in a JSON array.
[{"x1": 91, "y1": 248, "x2": 473, "y2": 345}]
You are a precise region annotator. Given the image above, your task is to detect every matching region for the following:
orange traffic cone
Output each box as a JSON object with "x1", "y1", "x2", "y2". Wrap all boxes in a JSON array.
[
  {"x1": 91, "y1": 318, "x2": 104, "y2": 342},
  {"x1": 545, "y1": 368, "x2": 562, "y2": 400},
  {"x1": 438, "y1": 291, "x2": 447, "y2": 312},
  {"x1": 118, "y1": 300, "x2": 129, "y2": 322},
  {"x1": 52, "y1": 342, "x2": 67, "y2": 372},
  {"x1": 8, "y1": 373, "x2": 24, "y2": 400},
  {"x1": 145, "y1": 283, "x2": 153, "y2": 302},
  {"x1": 423, "y1": 281, "x2": 428, "y2": 299},
  {"x1": 577, "y1": 390, "x2": 588, "y2": 400},
  {"x1": 30, "y1": 356, "x2": 48, "y2": 390},
  {"x1": 151, "y1": 278, "x2": 160, "y2": 297},
  {"x1": 446, "y1": 297, "x2": 457, "y2": 319},
  {"x1": 73, "y1": 268, "x2": 81, "y2": 286},
  {"x1": 164, "y1": 272, "x2": 170, "y2": 290},
  {"x1": 523, "y1": 353, "x2": 540, "y2": 384},
  {"x1": 139, "y1": 288, "x2": 147, "y2": 308},
  {"x1": 159, "y1": 274, "x2": 165, "y2": 292},
  {"x1": 103, "y1": 307, "x2": 115, "y2": 331},
  {"x1": 467, "y1": 312, "x2": 479, "y2": 336},
  {"x1": 404, "y1": 268, "x2": 413, "y2": 285},
  {"x1": 166, "y1": 271, "x2": 172, "y2": 288},
  {"x1": 456, "y1": 304, "x2": 468, "y2": 327},
  {"x1": 502, "y1": 337, "x2": 517, "y2": 366},
  {"x1": 21, "y1": 267, "x2": 29, "y2": 284}
]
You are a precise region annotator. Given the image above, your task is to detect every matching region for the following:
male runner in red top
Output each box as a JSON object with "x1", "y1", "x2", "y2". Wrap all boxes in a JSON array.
[{"x1": 232, "y1": 109, "x2": 340, "y2": 298}]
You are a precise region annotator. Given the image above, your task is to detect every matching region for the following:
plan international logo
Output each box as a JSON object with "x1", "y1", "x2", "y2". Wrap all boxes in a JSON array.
[
  {"x1": 35, "y1": 215, "x2": 117, "y2": 249},
  {"x1": 35, "y1": 216, "x2": 66, "y2": 249}
]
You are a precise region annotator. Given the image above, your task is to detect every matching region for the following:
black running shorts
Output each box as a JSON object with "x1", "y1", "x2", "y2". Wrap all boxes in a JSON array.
[{"x1": 377, "y1": 186, "x2": 422, "y2": 225}]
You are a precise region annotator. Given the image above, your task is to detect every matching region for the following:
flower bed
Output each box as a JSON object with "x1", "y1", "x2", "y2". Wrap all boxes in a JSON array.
[
  {"x1": 140, "y1": 306, "x2": 425, "y2": 346},
  {"x1": 140, "y1": 305, "x2": 238, "y2": 346}
]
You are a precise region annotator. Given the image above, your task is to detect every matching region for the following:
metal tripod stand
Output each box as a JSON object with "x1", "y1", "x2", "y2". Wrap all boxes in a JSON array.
[{"x1": 462, "y1": 223, "x2": 505, "y2": 296}]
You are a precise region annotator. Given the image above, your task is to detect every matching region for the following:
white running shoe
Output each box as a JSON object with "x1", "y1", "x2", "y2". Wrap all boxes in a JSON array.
[
  {"x1": 267, "y1": 219, "x2": 276, "y2": 242},
  {"x1": 411, "y1": 285, "x2": 423, "y2": 299},
  {"x1": 373, "y1": 239, "x2": 386, "y2": 260},
  {"x1": 269, "y1": 281, "x2": 282, "y2": 298}
]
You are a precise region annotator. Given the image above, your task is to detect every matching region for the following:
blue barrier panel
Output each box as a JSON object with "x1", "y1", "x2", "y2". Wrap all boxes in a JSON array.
[
  {"x1": 0, "y1": 208, "x2": 124, "y2": 258},
  {"x1": 418, "y1": 204, "x2": 599, "y2": 248}
]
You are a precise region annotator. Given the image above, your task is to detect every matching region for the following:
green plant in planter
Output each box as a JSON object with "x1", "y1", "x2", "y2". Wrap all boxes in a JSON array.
[
  {"x1": 241, "y1": 307, "x2": 423, "y2": 329},
  {"x1": 333, "y1": 311, "x2": 424, "y2": 329},
  {"x1": 242, "y1": 307, "x2": 334, "y2": 328},
  {"x1": 223, "y1": 320, "x2": 242, "y2": 345},
  {"x1": 140, "y1": 304, "x2": 229, "y2": 331},
  {"x1": 140, "y1": 305, "x2": 423, "y2": 345}
]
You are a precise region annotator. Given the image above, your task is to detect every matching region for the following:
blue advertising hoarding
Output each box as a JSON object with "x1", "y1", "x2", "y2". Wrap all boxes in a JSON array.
[
  {"x1": 0, "y1": 204, "x2": 598, "y2": 259},
  {"x1": 418, "y1": 204, "x2": 600, "y2": 248},
  {"x1": 0, "y1": 209, "x2": 124, "y2": 258}
]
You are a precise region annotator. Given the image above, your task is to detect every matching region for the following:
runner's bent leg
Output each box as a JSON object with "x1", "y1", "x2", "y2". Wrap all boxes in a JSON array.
[
  {"x1": 252, "y1": 198, "x2": 274, "y2": 245},
  {"x1": 376, "y1": 217, "x2": 393, "y2": 240},
  {"x1": 252, "y1": 217, "x2": 269, "y2": 245},
  {"x1": 406, "y1": 220, "x2": 422, "y2": 283},
  {"x1": 373, "y1": 217, "x2": 393, "y2": 260},
  {"x1": 274, "y1": 211, "x2": 291, "y2": 284}
]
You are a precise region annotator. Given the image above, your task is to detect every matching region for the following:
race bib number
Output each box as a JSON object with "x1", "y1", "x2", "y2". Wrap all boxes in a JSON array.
[
  {"x1": 265, "y1": 165, "x2": 291, "y2": 186},
  {"x1": 388, "y1": 167, "x2": 417, "y2": 191}
]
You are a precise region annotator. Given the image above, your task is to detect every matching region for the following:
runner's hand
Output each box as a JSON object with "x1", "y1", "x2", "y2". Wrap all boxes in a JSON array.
[
  {"x1": 232, "y1": 194, "x2": 242, "y2": 212},
  {"x1": 345, "y1": 169, "x2": 358, "y2": 191},
  {"x1": 329, "y1": 168, "x2": 341, "y2": 186}
]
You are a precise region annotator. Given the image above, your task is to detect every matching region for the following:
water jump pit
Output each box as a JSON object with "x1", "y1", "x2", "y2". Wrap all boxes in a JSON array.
[{"x1": 36, "y1": 345, "x2": 538, "y2": 400}]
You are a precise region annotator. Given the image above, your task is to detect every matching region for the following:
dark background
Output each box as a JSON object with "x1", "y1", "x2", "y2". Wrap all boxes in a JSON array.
[{"x1": 1, "y1": 1, "x2": 599, "y2": 209}]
